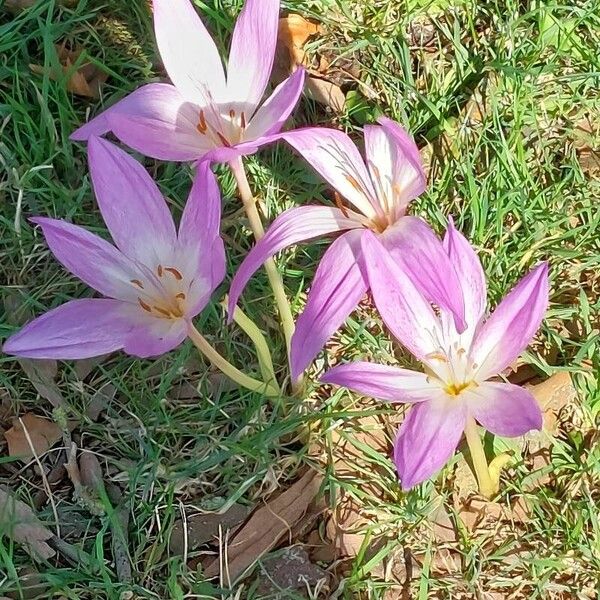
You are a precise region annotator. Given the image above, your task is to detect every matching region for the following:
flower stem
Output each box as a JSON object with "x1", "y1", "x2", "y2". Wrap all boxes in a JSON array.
[
  {"x1": 228, "y1": 158, "x2": 297, "y2": 384},
  {"x1": 464, "y1": 417, "x2": 496, "y2": 498},
  {"x1": 188, "y1": 323, "x2": 279, "y2": 398}
]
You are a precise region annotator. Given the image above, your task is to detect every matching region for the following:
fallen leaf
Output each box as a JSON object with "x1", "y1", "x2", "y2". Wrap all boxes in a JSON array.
[
  {"x1": 86, "y1": 383, "x2": 116, "y2": 421},
  {"x1": 204, "y1": 469, "x2": 323, "y2": 583},
  {"x1": 278, "y1": 14, "x2": 323, "y2": 65},
  {"x1": 74, "y1": 355, "x2": 110, "y2": 380},
  {"x1": 457, "y1": 496, "x2": 504, "y2": 534},
  {"x1": 30, "y1": 44, "x2": 108, "y2": 99},
  {"x1": 306, "y1": 77, "x2": 346, "y2": 113},
  {"x1": 18, "y1": 359, "x2": 64, "y2": 408},
  {"x1": 5, "y1": 413, "x2": 62, "y2": 461},
  {"x1": 257, "y1": 546, "x2": 328, "y2": 596},
  {"x1": 510, "y1": 496, "x2": 532, "y2": 523},
  {"x1": 0, "y1": 486, "x2": 55, "y2": 560},
  {"x1": 169, "y1": 503, "x2": 250, "y2": 555}
]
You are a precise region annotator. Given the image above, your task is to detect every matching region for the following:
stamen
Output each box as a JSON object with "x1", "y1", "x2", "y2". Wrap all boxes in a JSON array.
[
  {"x1": 153, "y1": 306, "x2": 173, "y2": 318},
  {"x1": 457, "y1": 348, "x2": 466, "y2": 356},
  {"x1": 229, "y1": 109, "x2": 236, "y2": 119},
  {"x1": 157, "y1": 264, "x2": 164, "y2": 277},
  {"x1": 175, "y1": 292, "x2": 186, "y2": 300},
  {"x1": 346, "y1": 174, "x2": 363, "y2": 193},
  {"x1": 138, "y1": 298, "x2": 152, "y2": 313},
  {"x1": 334, "y1": 191, "x2": 350, "y2": 218},
  {"x1": 130, "y1": 279, "x2": 144, "y2": 289},
  {"x1": 164, "y1": 267, "x2": 183, "y2": 281},
  {"x1": 445, "y1": 382, "x2": 471, "y2": 396},
  {"x1": 197, "y1": 110, "x2": 207, "y2": 134},
  {"x1": 240, "y1": 111, "x2": 246, "y2": 129},
  {"x1": 426, "y1": 352, "x2": 448, "y2": 362},
  {"x1": 216, "y1": 132, "x2": 231, "y2": 147}
]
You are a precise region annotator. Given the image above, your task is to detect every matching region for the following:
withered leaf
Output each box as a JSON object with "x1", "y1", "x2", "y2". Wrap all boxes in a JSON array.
[
  {"x1": 204, "y1": 469, "x2": 323, "y2": 583},
  {"x1": 18, "y1": 359, "x2": 64, "y2": 408},
  {"x1": 5, "y1": 413, "x2": 62, "y2": 461},
  {"x1": 306, "y1": 77, "x2": 346, "y2": 113},
  {"x1": 170, "y1": 503, "x2": 250, "y2": 555},
  {"x1": 30, "y1": 44, "x2": 108, "y2": 99},
  {"x1": 0, "y1": 486, "x2": 55, "y2": 560},
  {"x1": 278, "y1": 14, "x2": 323, "y2": 65}
]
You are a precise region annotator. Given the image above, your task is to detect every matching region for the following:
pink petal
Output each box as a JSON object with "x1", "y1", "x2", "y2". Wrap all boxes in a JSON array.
[
  {"x1": 87, "y1": 137, "x2": 177, "y2": 266},
  {"x1": 381, "y1": 216, "x2": 467, "y2": 333},
  {"x1": 364, "y1": 121, "x2": 425, "y2": 218},
  {"x1": 280, "y1": 127, "x2": 381, "y2": 219},
  {"x1": 71, "y1": 84, "x2": 210, "y2": 161},
  {"x1": 471, "y1": 263, "x2": 549, "y2": 381},
  {"x1": 466, "y1": 382, "x2": 542, "y2": 437},
  {"x1": 244, "y1": 68, "x2": 306, "y2": 140},
  {"x1": 227, "y1": 205, "x2": 362, "y2": 317},
  {"x1": 122, "y1": 313, "x2": 188, "y2": 358},
  {"x1": 227, "y1": 0, "x2": 279, "y2": 110},
  {"x1": 177, "y1": 162, "x2": 226, "y2": 313},
  {"x1": 321, "y1": 362, "x2": 439, "y2": 403},
  {"x1": 153, "y1": 0, "x2": 226, "y2": 105},
  {"x1": 361, "y1": 231, "x2": 441, "y2": 363},
  {"x1": 394, "y1": 397, "x2": 467, "y2": 490},
  {"x1": 2, "y1": 299, "x2": 136, "y2": 359},
  {"x1": 290, "y1": 230, "x2": 368, "y2": 380},
  {"x1": 30, "y1": 217, "x2": 142, "y2": 302},
  {"x1": 442, "y1": 216, "x2": 486, "y2": 337}
]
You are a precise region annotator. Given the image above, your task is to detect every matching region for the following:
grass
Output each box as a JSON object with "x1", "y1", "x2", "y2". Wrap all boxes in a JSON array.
[{"x1": 1, "y1": 0, "x2": 599, "y2": 598}]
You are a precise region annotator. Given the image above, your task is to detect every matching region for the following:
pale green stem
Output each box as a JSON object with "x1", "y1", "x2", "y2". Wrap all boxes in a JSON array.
[
  {"x1": 228, "y1": 157, "x2": 300, "y2": 391},
  {"x1": 464, "y1": 417, "x2": 496, "y2": 498},
  {"x1": 188, "y1": 323, "x2": 279, "y2": 398},
  {"x1": 222, "y1": 298, "x2": 280, "y2": 394}
]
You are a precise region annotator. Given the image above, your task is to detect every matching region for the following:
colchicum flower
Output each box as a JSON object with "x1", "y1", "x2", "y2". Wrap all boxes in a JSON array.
[
  {"x1": 228, "y1": 119, "x2": 467, "y2": 380},
  {"x1": 322, "y1": 224, "x2": 548, "y2": 490},
  {"x1": 70, "y1": 0, "x2": 305, "y2": 164},
  {"x1": 2, "y1": 137, "x2": 225, "y2": 359}
]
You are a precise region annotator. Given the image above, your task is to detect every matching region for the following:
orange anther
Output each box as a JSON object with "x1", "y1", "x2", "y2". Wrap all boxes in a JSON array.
[
  {"x1": 175, "y1": 292, "x2": 186, "y2": 300},
  {"x1": 157, "y1": 265, "x2": 164, "y2": 277},
  {"x1": 240, "y1": 111, "x2": 246, "y2": 129},
  {"x1": 153, "y1": 306, "x2": 172, "y2": 318},
  {"x1": 130, "y1": 279, "x2": 144, "y2": 289},
  {"x1": 216, "y1": 132, "x2": 231, "y2": 147},
  {"x1": 197, "y1": 110, "x2": 207, "y2": 134},
  {"x1": 164, "y1": 267, "x2": 183, "y2": 281},
  {"x1": 334, "y1": 191, "x2": 350, "y2": 218},
  {"x1": 138, "y1": 298, "x2": 152, "y2": 313}
]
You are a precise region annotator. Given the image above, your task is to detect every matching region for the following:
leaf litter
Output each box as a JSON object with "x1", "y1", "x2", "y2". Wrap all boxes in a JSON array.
[{"x1": 5, "y1": 413, "x2": 62, "y2": 461}]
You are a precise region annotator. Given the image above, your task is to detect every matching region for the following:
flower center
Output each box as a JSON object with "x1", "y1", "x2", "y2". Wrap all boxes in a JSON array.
[
  {"x1": 196, "y1": 108, "x2": 246, "y2": 147},
  {"x1": 130, "y1": 264, "x2": 187, "y2": 320},
  {"x1": 444, "y1": 381, "x2": 473, "y2": 396}
]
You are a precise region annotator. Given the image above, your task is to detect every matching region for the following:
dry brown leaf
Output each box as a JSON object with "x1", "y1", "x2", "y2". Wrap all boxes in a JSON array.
[
  {"x1": 278, "y1": 14, "x2": 323, "y2": 65},
  {"x1": 30, "y1": 44, "x2": 108, "y2": 99},
  {"x1": 510, "y1": 496, "x2": 532, "y2": 523},
  {"x1": 0, "y1": 486, "x2": 55, "y2": 560},
  {"x1": 86, "y1": 383, "x2": 116, "y2": 422},
  {"x1": 5, "y1": 413, "x2": 62, "y2": 461},
  {"x1": 527, "y1": 371, "x2": 577, "y2": 437},
  {"x1": 204, "y1": 469, "x2": 323, "y2": 583},
  {"x1": 256, "y1": 546, "x2": 328, "y2": 596},
  {"x1": 306, "y1": 77, "x2": 346, "y2": 113},
  {"x1": 18, "y1": 359, "x2": 64, "y2": 408},
  {"x1": 169, "y1": 503, "x2": 250, "y2": 555},
  {"x1": 457, "y1": 496, "x2": 504, "y2": 534}
]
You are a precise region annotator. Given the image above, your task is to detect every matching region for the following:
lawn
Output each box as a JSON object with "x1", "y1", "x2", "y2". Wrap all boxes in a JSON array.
[{"x1": 0, "y1": 0, "x2": 599, "y2": 598}]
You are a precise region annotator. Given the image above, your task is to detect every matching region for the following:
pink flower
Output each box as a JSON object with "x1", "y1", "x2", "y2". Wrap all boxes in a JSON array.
[
  {"x1": 322, "y1": 223, "x2": 548, "y2": 490},
  {"x1": 228, "y1": 119, "x2": 467, "y2": 380},
  {"x1": 70, "y1": 0, "x2": 305, "y2": 164},
  {"x1": 3, "y1": 137, "x2": 225, "y2": 359}
]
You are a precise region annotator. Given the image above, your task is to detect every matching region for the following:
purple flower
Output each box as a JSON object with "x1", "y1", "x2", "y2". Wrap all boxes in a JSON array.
[
  {"x1": 228, "y1": 119, "x2": 467, "y2": 380},
  {"x1": 2, "y1": 137, "x2": 225, "y2": 359},
  {"x1": 70, "y1": 0, "x2": 305, "y2": 164},
  {"x1": 322, "y1": 223, "x2": 548, "y2": 490}
]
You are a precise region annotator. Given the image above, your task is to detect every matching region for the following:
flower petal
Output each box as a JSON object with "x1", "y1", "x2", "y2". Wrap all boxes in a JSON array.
[
  {"x1": 227, "y1": 205, "x2": 362, "y2": 317},
  {"x1": 2, "y1": 299, "x2": 136, "y2": 359},
  {"x1": 280, "y1": 127, "x2": 380, "y2": 219},
  {"x1": 382, "y1": 216, "x2": 467, "y2": 333},
  {"x1": 361, "y1": 230, "x2": 441, "y2": 363},
  {"x1": 30, "y1": 217, "x2": 142, "y2": 302},
  {"x1": 290, "y1": 230, "x2": 368, "y2": 380},
  {"x1": 394, "y1": 397, "x2": 467, "y2": 490},
  {"x1": 471, "y1": 263, "x2": 549, "y2": 381},
  {"x1": 466, "y1": 382, "x2": 542, "y2": 437},
  {"x1": 227, "y1": 0, "x2": 279, "y2": 109},
  {"x1": 71, "y1": 84, "x2": 211, "y2": 161},
  {"x1": 153, "y1": 0, "x2": 226, "y2": 104},
  {"x1": 87, "y1": 137, "x2": 177, "y2": 265},
  {"x1": 442, "y1": 216, "x2": 486, "y2": 338},
  {"x1": 177, "y1": 162, "x2": 226, "y2": 313},
  {"x1": 364, "y1": 121, "x2": 425, "y2": 218},
  {"x1": 122, "y1": 314, "x2": 188, "y2": 358},
  {"x1": 244, "y1": 68, "x2": 306, "y2": 141},
  {"x1": 321, "y1": 362, "x2": 439, "y2": 403}
]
